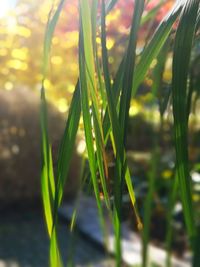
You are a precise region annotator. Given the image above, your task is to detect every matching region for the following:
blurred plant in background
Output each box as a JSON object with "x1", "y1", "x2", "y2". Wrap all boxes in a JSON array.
[{"x1": 0, "y1": 0, "x2": 174, "y2": 112}]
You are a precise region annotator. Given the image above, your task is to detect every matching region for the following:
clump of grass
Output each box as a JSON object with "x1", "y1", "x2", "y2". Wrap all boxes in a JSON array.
[{"x1": 40, "y1": 0, "x2": 200, "y2": 266}]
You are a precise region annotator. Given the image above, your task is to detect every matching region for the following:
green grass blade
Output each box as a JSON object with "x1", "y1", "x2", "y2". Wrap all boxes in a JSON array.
[
  {"x1": 50, "y1": 228, "x2": 63, "y2": 267},
  {"x1": 103, "y1": 1, "x2": 182, "y2": 142},
  {"x1": 141, "y1": 0, "x2": 165, "y2": 26},
  {"x1": 119, "y1": 0, "x2": 144, "y2": 143},
  {"x1": 132, "y1": 1, "x2": 184, "y2": 96},
  {"x1": 172, "y1": 0, "x2": 199, "y2": 241},
  {"x1": 101, "y1": 0, "x2": 140, "y2": 221},
  {"x1": 79, "y1": 49, "x2": 105, "y2": 234},
  {"x1": 55, "y1": 0, "x2": 118, "y2": 208},
  {"x1": 152, "y1": 39, "x2": 169, "y2": 97},
  {"x1": 142, "y1": 148, "x2": 159, "y2": 267},
  {"x1": 80, "y1": 0, "x2": 111, "y2": 209},
  {"x1": 105, "y1": 0, "x2": 118, "y2": 13},
  {"x1": 101, "y1": 2, "x2": 142, "y2": 264},
  {"x1": 91, "y1": 0, "x2": 98, "y2": 49},
  {"x1": 40, "y1": 85, "x2": 54, "y2": 237},
  {"x1": 92, "y1": 106, "x2": 111, "y2": 209},
  {"x1": 102, "y1": 58, "x2": 125, "y2": 141},
  {"x1": 151, "y1": 39, "x2": 171, "y2": 116},
  {"x1": 195, "y1": 9, "x2": 200, "y2": 31},
  {"x1": 79, "y1": 6, "x2": 109, "y2": 247},
  {"x1": 52, "y1": 0, "x2": 120, "y2": 229},
  {"x1": 43, "y1": 0, "x2": 65, "y2": 76},
  {"x1": 41, "y1": 1, "x2": 66, "y2": 266},
  {"x1": 165, "y1": 172, "x2": 178, "y2": 267},
  {"x1": 101, "y1": 2, "x2": 122, "y2": 263},
  {"x1": 56, "y1": 83, "x2": 81, "y2": 205}
]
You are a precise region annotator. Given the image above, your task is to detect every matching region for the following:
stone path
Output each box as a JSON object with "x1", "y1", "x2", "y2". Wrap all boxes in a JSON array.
[{"x1": 59, "y1": 195, "x2": 192, "y2": 267}]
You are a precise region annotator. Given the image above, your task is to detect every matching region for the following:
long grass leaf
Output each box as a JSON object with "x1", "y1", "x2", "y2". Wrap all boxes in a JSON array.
[
  {"x1": 43, "y1": 0, "x2": 65, "y2": 76},
  {"x1": 50, "y1": 228, "x2": 63, "y2": 267},
  {"x1": 41, "y1": 1, "x2": 66, "y2": 266},
  {"x1": 165, "y1": 172, "x2": 179, "y2": 267},
  {"x1": 101, "y1": 1, "x2": 142, "y2": 264},
  {"x1": 142, "y1": 148, "x2": 159, "y2": 267},
  {"x1": 132, "y1": 1, "x2": 184, "y2": 96},
  {"x1": 172, "y1": 0, "x2": 199, "y2": 241},
  {"x1": 141, "y1": 0, "x2": 165, "y2": 26},
  {"x1": 119, "y1": 0, "x2": 144, "y2": 143},
  {"x1": 79, "y1": 5, "x2": 109, "y2": 248},
  {"x1": 101, "y1": 0, "x2": 140, "y2": 224}
]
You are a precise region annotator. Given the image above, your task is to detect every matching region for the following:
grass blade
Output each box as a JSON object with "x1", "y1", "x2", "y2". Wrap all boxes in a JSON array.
[
  {"x1": 40, "y1": 86, "x2": 54, "y2": 237},
  {"x1": 43, "y1": 0, "x2": 65, "y2": 76},
  {"x1": 172, "y1": 0, "x2": 199, "y2": 242},
  {"x1": 79, "y1": 43, "x2": 105, "y2": 236},
  {"x1": 101, "y1": 1, "x2": 142, "y2": 265},
  {"x1": 79, "y1": 1, "x2": 111, "y2": 248},
  {"x1": 142, "y1": 148, "x2": 159, "y2": 267},
  {"x1": 41, "y1": 1, "x2": 66, "y2": 266},
  {"x1": 165, "y1": 172, "x2": 179, "y2": 267},
  {"x1": 119, "y1": 0, "x2": 144, "y2": 143},
  {"x1": 132, "y1": 1, "x2": 184, "y2": 96},
  {"x1": 141, "y1": 0, "x2": 165, "y2": 26}
]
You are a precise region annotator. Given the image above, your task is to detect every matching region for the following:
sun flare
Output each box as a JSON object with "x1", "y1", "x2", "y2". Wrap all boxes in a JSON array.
[{"x1": 0, "y1": 0, "x2": 16, "y2": 18}]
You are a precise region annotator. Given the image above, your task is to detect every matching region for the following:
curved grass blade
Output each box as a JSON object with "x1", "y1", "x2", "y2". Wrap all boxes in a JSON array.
[
  {"x1": 195, "y1": 8, "x2": 200, "y2": 31},
  {"x1": 103, "y1": 1, "x2": 183, "y2": 142},
  {"x1": 187, "y1": 55, "x2": 200, "y2": 121},
  {"x1": 41, "y1": 0, "x2": 66, "y2": 230},
  {"x1": 50, "y1": 228, "x2": 63, "y2": 267},
  {"x1": 141, "y1": 0, "x2": 165, "y2": 26},
  {"x1": 55, "y1": 0, "x2": 118, "y2": 211},
  {"x1": 40, "y1": 86, "x2": 55, "y2": 237},
  {"x1": 101, "y1": 1, "x2": 142, "y2": 265},
  {"x1": 132, "y1": 1, "x2": 184, "y2": 96},
  {"x1": 41, "y1": 0, "x2": 119, "y2": 265},
  {"x1": 151, "y1": 39, "x2": 171, "y2": 116},
  {"x1": 41, "y1": 1, "x2": 66, "y2": 266},
  {"x1": 172, "y1": 0, "x2": 199, "y2": 242},
  {"x1": 119, "y1": 0, "x2": 144, "y2": 144},
  {"x1": 105, "y1": 0, "x2": 118, "y2": 14},
  {"x1": 101, "y1": 0, "x2": 141, "y2": 223},
  {"x1": 91, "y1": 0, "x2": 98, "y2": 49},
  {"x1": 79, "y1": 2, "x2": 111, "y2": 247},
  {"x1": 142, "y1": 147, "x2": 159, "y2": 267},
  {"x1": 79, "y1": 0, "x2": 111, "y2": 208},
  {"x1": 43, "y1": 0, "x2": 65, "y2": 76},
  {"x1": 79, "y1": 48, "x2": 105, "y2": 237},
  {"x1": 56, "y1": 83, "x2": 81, "y2": 206},
  {"x1": 165, "y1": 172, "x2": 178, "y2": 267}
]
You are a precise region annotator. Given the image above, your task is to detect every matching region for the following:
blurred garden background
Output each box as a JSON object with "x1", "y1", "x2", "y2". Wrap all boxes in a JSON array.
[{"x1": 0, "y1": 0, "x2": 200, "y2": 266}]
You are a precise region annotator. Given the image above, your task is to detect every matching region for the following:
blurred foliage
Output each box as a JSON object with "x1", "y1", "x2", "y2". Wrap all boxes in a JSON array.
[{"x1": 0, "y1": 0, "x2": 174, "y2": 113}]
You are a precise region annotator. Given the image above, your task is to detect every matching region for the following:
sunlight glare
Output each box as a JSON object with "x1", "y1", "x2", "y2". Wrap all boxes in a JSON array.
[{"x1": 0, "y1": 0, "x2": 17, "y2": 18}]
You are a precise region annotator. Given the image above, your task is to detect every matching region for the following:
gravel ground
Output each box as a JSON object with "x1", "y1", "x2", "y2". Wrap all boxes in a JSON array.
[{"x1": 0, "y1": 208, "x2": 114, "y2": 267}]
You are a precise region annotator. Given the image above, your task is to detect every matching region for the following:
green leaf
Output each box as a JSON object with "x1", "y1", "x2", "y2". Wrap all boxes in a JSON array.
[
  {"x1": 119, "y1": 0, "x2": 145, "y2": 143},
  {"x1": 132, "y1": 1, "x2": 184, "y2": 96},
  {"x1": 101, "y1": 1, "x2": 142, "y2": 264},
  {"x1": 50, "y1": 228, "x2": 63, "y2": 267},
  {"x1": 56, "y1": 83, "x2": 81, "y2": 206},
  {"x1": 172, "y1": 0, "x2": 199, "y2": 241},
  {"x1": 141, "y1": 0, "x2": 165, "y2": 26},
  {"x1": 43, "y1": 0, "x2": 65, "y2": 76},
  {"x1": 40, "y1": 86, "x2": 54, "y2": 237}
]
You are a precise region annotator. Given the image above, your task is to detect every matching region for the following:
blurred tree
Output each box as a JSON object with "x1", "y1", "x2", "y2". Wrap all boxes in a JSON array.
[{"x1": 0, "y1": 0, "x2": 174, "y2": 111}]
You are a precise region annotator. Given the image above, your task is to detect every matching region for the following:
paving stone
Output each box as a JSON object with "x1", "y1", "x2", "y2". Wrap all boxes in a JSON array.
[{"x1": 59, "y1": 195, "x2": 192, "y2": 267}]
